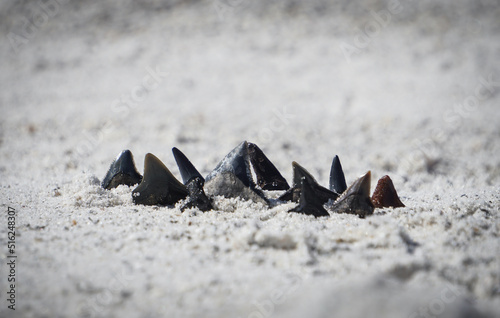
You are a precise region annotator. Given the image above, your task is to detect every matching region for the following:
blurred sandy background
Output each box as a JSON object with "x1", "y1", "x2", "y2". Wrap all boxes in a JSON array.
[{"x1": 0, "y1": 1, "x2": 499, "y2": 317}]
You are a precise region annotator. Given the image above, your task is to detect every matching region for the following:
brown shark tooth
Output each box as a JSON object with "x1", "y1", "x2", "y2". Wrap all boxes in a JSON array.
[
  {"x1": 371, "y1": 175, "x2": 405, "y2": 208},
  {"x1": 101, "y1": 150, "x2": 142, "y2": 189},
  {"x1": 132, "y1": 153, "x2": 189, "y2": 206},
  {"x1": 289, "y1": 176, "x2": 330, "y2": 218},
  {"x1": 247, "y1": 142, "x2": 290, "y2": 191},
  {"x1": 327, "y1": 171, "x2": 374, "y2": 218}
]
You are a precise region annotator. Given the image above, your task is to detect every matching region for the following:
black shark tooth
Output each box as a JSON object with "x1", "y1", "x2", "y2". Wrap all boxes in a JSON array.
[
  {"x1": 132, "y1": 153, "x2": 189, "y2": 206},
  {"x1": 204, "y1": 141, "x2": 268, "y2": 205},
  {"x1": 101, "y1": 150, "x2": 142, "y2": 190},
  {"x1": 247, "y1": 142, "x2": 290, "y2": 191},
  {"x1": 327, "y1": 171, "x2": 374, "y2": 218},
  {"x1": 172, "y1": 147, "x2": 213, "y2": 212},
  {"x1": 289, "y1": 177, "x2": 330, "y2": 217},
  {"x1": 172, "y1": 147, "x2": 204, "y2": 185},
  {"x1": 371, "y1": 175, "x2": 405, "y2": 208},
  {"x1": 181, "y1": 176, "x2": 213, "y2": 212},
  {"x1": 329, "y1": 155, "x2": 347, "y2": 194},
  {"x1": 278, "y1": 162, "x2": 338, "y2": 204}
]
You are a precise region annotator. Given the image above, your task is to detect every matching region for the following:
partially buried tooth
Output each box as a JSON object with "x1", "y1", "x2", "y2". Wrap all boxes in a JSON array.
[
  {"x1": 278, "y1": 161, "x2": 338, "y2": 204},
  {"x1": 371, "y1": 175, "x2": 405, "y2": 208},
  {"x1": 247, "y1": 142, "x2": 290, "y2": 191},
  {"x1": 101, "y1": 150, "x2": 142, "y2": 190},
  {"x1": 329, "y1": 155, "x2": 347, "y2": 195},
  {"x1": 289, "y1": 176, "x2": 330, "y2": 218},
  {"x1": 132, "y1": 153, "x2": 188, "y2": 206},
  {"x1": 172, "y1": 147, "x2": 213, "y2": 212},
  {"x1": 204, "y1": 141, "x2": 268, "y2": 205},
  {"x1": 172, "y1": 147, "x2": 204, "y2": 185},
  {"x1": 327, "y1": 171, "x2": 374, "y2": 218}
]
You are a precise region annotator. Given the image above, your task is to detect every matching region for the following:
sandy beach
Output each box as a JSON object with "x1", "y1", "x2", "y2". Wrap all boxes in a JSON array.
[{"x1": 0, "y1": 1, "x2": 499, "y2": 317}]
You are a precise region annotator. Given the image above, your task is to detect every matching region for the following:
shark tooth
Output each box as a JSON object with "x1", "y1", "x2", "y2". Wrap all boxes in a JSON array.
[
  {"x1": 101, "y1": 150, "x2": 142, "y2": 190},
  {"x1": 329, "y1": 155, "x2": 347, "y2": 194},
  {"x1": 132, "y1": 153, "x2": 189, "y2": 206},
  {"x1": 204, "y1": 141, "x2": 268, "y2": 205},
  {"x1": 247, "y1": 142, "x2": 290, "y2": 191},
  {"x1": 172, "y1": 147, "x2": 213, "y2": 211},
  {"x1": 327, "y1": 171, "x2": 374, "y2": 218},
  {"x1": 278, "y1": 161, "x2": 338, "y2": 204},
  {"x1": 289, "y1": 177, "x2": 330, "y2": 217},
  {"x1": 371, "y1": 175, "x2": 405, "y2": 208},
  {"x1": 181, "y1": 176, "x2": 213, "y2": 212},
  {"x1": 172, "y1": 147, "x2": 204, "y2": 185}
]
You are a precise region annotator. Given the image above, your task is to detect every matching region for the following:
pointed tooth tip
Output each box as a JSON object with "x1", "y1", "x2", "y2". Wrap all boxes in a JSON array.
[
  {"x1": 116, "y1": 149, "x2": 132, "y2": 160},
  {"x1": 361, "y1": 170, "x2": 371, "y2": 186},
  {"x1": 349, "y1": 170, "x2": 371, "y2": 196},
  {"x1": 144, "y1": 153, "x2": 164, "y2": 169},
  {"x1": 372, "y1": 175, "x2": 405, "y2": 208},
  {"x1": 172, "y1": 147, "x2": 203, "y2": 184}
]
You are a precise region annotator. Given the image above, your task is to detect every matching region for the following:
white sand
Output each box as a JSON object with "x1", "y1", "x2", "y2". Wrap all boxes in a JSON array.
[{"x1": 1, "y1": 1, "x2": 499, "y2": 317}]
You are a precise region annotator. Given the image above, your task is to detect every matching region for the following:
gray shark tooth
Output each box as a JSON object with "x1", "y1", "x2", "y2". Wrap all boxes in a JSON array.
[
  {"x1": 327, "y1": 171, "x2": 374, "y2": 218},
  {"x1": 172, "y1": 147, "x2": 204, "y2": 185},
  {"x1": 204, "y1": 141, "x2": 268, "y2": 205},
  {"x1": 278, "y1": 161, "x2": 338, "y2": 204},
  {"x1": 206, "y1": 141, "x2": 253, "y2": 187},
  {"x1": 132, "y1": 153, "x2": 189, "y2": 206},
  {"x1": 371, "y1": 175, "x2": 405, "y2": 208},
  {"x1": 247, "y1": 142, "x2": 290, "y2": 191},
  {"x1": 289, "y1": 177, "x2": 330, "y2": 217},
  {"x1": 101, "y1": 150, "x2": 142, "y2": 190},
  {"x1": 329, "y1": 155, "x2": 347, "y2": 194}
]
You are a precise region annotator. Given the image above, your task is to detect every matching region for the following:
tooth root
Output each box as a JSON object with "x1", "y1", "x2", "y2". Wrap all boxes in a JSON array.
[
  {"x1": 329, "y1": 155, "x2": 347, "y2": 194},
  {"x1": 102, "y1": 150, "x2": 142, "y2": 190},
  {"x1": 172, "y1": 147, "x2": 204, "y2": 185},
  {"x1": 371, "y1": 175, "x2": 405, "y2": 208},
  {"x1": 328, "y1": 171, "x2": 374, "y2": 218},
  {"x1": 247, "y1": 142, "x2": 290, "y2": 191},
  {"x1": 181, "y1": 176, "x2": 213, "y2": 212},
  {"x1": 204, "y1": 141, "x2": 268, "y2": 205},
  {"x1": 204, "y1": 171, "x2": 268, "y2": 206},
  {"x1": 132, "y1": 153, "x2": 188, "y2": 206},
  {"x1": 278, "y1": 187, "x2": 297, "y2": 202},
  {"x1": 289, "y1": 177, "x2": 330, "y2": 217}
]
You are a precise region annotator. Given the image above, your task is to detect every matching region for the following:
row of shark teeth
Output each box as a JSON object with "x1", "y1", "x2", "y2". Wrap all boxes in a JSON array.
[{"x1": 101, "y1": 141, "x2": 405, "y2": 217}]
